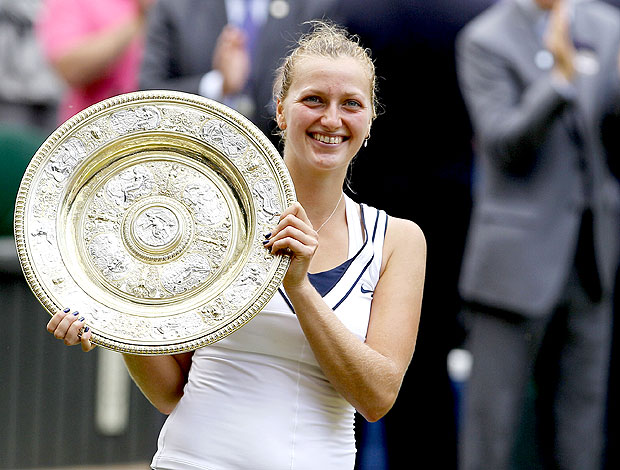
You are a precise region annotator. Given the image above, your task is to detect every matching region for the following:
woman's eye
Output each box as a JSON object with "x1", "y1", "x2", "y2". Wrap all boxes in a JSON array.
[
  {"x1": 303, "y1": 96, "x2": 321, "y2": 104},
  {"x1": 344, "y1": 100, "x2": 362, "y2": 108}
]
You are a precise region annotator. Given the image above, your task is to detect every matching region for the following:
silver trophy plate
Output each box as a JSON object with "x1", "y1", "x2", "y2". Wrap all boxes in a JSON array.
[{"x1": 14, "y1": 91, "x2": 295, "y2": 355}]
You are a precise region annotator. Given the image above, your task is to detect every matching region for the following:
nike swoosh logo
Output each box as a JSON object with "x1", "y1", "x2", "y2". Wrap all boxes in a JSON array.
[{"x1": 361, "y1": 286, "x2": 373, "y2": 294}]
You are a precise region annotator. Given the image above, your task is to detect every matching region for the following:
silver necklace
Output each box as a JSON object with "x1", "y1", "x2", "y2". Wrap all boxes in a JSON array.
[{"x1": 316, "y1": 192, "x2": 344, "y2": 233}]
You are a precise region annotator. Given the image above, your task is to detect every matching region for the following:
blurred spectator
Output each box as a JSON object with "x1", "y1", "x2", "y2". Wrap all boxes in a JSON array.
[
  {"x1": 0, "y1": 0, "x2": 61, "y2": 133},
  {"x1": 36, "y1": 0, "x2": 152, "y2": 124},
  {"x1": 138, "y1": 0, "x2": 336, "y2": 144},
  {"x1": 456, "y1": 1, "x2": 620, "y2": 469}
]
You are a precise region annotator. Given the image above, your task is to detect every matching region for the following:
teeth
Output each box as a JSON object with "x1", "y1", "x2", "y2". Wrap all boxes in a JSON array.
[{"x1": 313, "y1": 133, "x2": 343, "y2": 144}]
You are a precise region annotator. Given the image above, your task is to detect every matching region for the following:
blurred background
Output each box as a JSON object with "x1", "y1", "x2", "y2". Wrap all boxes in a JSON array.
[{"x1": 1, "y1": 1, "x2": 618, "y2": 469}]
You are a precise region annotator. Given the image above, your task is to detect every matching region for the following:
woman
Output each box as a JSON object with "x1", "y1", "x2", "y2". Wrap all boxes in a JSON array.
[{"x1": 47, "y1": 21, "x2": 426, "y2": 469}]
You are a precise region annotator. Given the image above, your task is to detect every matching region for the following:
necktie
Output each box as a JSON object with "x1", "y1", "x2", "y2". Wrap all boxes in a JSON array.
[{"x1": 242, "y1": 0, "x2": 259, "y2": 63}]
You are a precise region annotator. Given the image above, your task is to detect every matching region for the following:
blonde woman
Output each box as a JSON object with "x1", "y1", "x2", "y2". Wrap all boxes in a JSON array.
[{"x1": 48, "y1": 21, "x2": 426, "y2": 469}]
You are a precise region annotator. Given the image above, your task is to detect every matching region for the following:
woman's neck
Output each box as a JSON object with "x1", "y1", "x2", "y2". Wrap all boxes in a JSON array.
[{"x1": 289, "y1": 171, "x2": 346, "y2": 231}]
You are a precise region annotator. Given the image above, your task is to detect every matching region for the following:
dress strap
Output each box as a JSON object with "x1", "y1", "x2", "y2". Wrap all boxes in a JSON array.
[{"x1": 345, "y1": 194, "x2": 364, "y2": 259}]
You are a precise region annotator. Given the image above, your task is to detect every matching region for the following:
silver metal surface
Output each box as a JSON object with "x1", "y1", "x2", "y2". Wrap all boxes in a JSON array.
[{"x1": 14, "y1": 91, "x2": 295, "y2": 355}]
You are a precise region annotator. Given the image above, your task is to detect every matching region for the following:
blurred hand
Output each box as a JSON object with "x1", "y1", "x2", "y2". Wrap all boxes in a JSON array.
[
  {"x1": 212, "y1": 26, "x2": 251, "y2": 96},
  {"x1": 47, "y1": 308, "x2": 96, "y2": 352},
  {"x1": 263, "y1": 202, "x2": 319, "y2": 292},
  {"x1": 545, "y1": 0, "x2": 575, "y2": 81}
]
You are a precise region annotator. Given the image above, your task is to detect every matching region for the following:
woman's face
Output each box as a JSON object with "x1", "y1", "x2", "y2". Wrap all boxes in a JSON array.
[{"x1": 277, "y1": 55, "x2": 373, "y2": 176}]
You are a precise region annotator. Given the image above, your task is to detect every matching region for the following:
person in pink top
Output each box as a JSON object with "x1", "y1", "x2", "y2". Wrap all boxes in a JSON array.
[{"x1": 36, "y1": 0, "x2": 153, "y2": 124}]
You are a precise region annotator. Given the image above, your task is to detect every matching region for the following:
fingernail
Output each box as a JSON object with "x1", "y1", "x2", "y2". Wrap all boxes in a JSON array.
[
  {"x1": 262, "y1": 239, "x2": 269, "y2": 245},
  {"x1": 84, "y1": 327, "x2": 90, "y2": 333},
  {"x1": 73, "y1": 310, "x2": 79, "y2": 316},
  {"x1": 264, "y1": 232, "x2": 271, "y2": 239},
  {"x1": 63, "y1": 307, "x2": 70, "y2": 313},
  {"x1": 78, "y1": 317, "x2": 85, "y2": 322}
]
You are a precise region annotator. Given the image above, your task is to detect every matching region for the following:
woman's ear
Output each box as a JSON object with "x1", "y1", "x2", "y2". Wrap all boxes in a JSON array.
[{"x1": 276, "y1": 99, "x2": 287, "y2": 130}]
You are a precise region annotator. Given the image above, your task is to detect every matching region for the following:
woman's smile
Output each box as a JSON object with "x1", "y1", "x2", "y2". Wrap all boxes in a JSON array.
[{"x1": 310, "y1": 132, "x2": 347, "y2": 145}]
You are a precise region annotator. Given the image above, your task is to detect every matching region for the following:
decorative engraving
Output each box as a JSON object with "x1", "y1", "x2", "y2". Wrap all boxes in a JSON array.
[
  {"x1": 105, "y1": 166, "x2": 154, "y2": 206},
  {"x1": 46, "y1": 138, "x2": 86, "y2": 182},
  {"x1": 134, "y1": 206, "x2": 179, "y2": 248},
  {"x1": 253, "y1": 178, "x2": 282, "y2": 221},
  {"x1": 88, "y1": 233, "x2": 134, "y2": 280},
  {"x1": 122, "y1": 266, "x2": 160, "y2": 299},
  {"x1": 110, "y1": 105, "x2": 160, "y2": 133},
  {"x1": 226, "y1": 263, "x2": 266, "y2": 305},
  {"x1": 161, "y1": 253, "x2": 212, "y2": 295},
  {"x1": 201, "y1": 119, "x2": 248, "y2": 158},
  {"x1": 183, "y1": 181, "x2": 227, "y2": 225},
  {"x1": 198, "y1": 303, "x2": 225, "y2": 325},
  {"x1": 120, "y1": 195, "x2": 194, "y2": 265}
]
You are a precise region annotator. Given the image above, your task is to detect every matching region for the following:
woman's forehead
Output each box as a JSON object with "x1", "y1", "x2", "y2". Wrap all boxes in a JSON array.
[{"x1": 289, "y1": 56, "x2": 372, "y2": 92}]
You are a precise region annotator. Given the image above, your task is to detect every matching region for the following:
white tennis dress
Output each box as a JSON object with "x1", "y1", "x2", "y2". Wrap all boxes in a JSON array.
[{"x1": 151, "y1": 196, "x2": 388, "y2": 470}]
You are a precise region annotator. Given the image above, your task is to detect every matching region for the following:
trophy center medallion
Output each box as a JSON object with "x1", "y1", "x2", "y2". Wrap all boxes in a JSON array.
[
  {"x1": 122, "y1": 196, "x2": 193, "y2": 263},
  {"x1": 133, "y1": 206, "x2": 180, "y2": 249}
]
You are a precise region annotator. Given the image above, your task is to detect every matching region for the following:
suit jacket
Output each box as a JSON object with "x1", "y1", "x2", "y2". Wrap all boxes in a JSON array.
[
  {"x1": 456, "y1": 0, "x2": 620, "y2": 317},
  {"x1": 139, "y1": 0, "x2": 334, "y2": 139}
]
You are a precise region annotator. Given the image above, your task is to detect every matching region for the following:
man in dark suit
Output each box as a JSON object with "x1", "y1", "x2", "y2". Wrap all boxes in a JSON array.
[
  {"x1": 456, "y1": 0, "x2": 620, "y2": 469},
  {"x1": 139, "y1": 0, "x2": 334, "y2": 143}
]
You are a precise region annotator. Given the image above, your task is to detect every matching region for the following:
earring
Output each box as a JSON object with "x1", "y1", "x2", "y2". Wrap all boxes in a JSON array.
[{"x1": 363, "y1": 134, "x2": 370, "y2": 148}]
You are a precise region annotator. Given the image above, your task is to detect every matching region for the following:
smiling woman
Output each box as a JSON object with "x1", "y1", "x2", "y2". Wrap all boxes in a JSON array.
[
  {"x1": 276, "y1": 55, "x2": 372, "y2": 180},
  {"x1": 46, "y1": 20, "x2": 426, "y2": 470}
]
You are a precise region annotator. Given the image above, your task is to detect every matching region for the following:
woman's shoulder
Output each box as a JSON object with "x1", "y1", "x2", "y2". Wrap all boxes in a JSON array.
[
  {"x1": 386, "y1": 215, "x2": 425, "y2": 250},
  {"x1": 379, "y1": 214, "x2": 426, "y2": 278}
]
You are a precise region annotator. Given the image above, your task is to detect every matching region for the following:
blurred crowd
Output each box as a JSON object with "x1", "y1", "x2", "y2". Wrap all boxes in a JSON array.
[{"x1": 1, "y1": 1, "x2": 619, "y2": 469}]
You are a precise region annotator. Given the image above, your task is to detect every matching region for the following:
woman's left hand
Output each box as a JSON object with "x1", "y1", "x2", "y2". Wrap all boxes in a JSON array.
[{"x1": 264, "y1": 202, "x2": 318, "y2": 291}]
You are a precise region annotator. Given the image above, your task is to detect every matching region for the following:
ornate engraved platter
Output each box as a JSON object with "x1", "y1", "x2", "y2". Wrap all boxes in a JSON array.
[{"x1": 14, "y1": 91, "x2": 295, "y2": 355}]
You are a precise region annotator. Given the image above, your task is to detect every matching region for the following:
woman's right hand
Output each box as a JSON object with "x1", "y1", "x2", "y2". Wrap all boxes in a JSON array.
[{"x1": 46, "y1": 308, "x2": 96, "y2": 352}]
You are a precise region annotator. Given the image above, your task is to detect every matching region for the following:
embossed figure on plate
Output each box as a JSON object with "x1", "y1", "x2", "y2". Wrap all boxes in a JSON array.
[
  {"x1": 46, "y1": 138, "x2": 86, "y2": 183},
  {"x1": 183, "y1": 181, "x2": 227, "y2": 225},
  {"x1": 201, "y1": 119, "x2": 248, "y2": 158},
  {"x1": 253, "y1": 178, "x2": 281, "y2": 221},
  {"x1": 161, "y1": 253, "x2": 212, "y2": 295},
  {"x1": 89, "y1": 233, "x2": 134, "y2": 280},
  {"x1": 105, "y1": 166, "x2": 154, "y2": 205},
  {"x1": 134, "y1": 206, "x2": 179, "y2": 248},
  {"x1": 110, "y1": 105, "x2": 161, "y2": 133}
]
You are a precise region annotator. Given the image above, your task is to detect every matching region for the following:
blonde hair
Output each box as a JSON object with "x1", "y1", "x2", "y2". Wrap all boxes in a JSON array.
[{"x1": 273, "y1": 21, "x2": 378, "y2": 121}]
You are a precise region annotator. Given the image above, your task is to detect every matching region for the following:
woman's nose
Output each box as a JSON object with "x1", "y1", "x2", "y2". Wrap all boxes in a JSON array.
[{"x1": 321, "y1": 104, "x2": 342, "y2": 129}]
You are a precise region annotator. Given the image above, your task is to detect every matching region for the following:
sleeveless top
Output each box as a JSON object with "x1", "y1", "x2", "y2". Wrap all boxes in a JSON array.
[{"x1": 151, "y1": 196, "x2": 389, "y2": 470}]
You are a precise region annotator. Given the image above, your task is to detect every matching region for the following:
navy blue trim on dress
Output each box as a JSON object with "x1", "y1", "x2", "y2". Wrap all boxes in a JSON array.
[
  {"x1": 308, "y1": 257, "x2": 355, "y2": 297},
  {"x1": 278, "y1": 288, "x2": 295, "y2": 314},
  {"x1": 352, "y1": 202, "x2": 369, "y2": 260},
  {"x1": 332, "y1": 255, "x2": 375, "y2": 311},
  {"x1": 371, "y1": 207, "x2": 380, "y2": 242}
]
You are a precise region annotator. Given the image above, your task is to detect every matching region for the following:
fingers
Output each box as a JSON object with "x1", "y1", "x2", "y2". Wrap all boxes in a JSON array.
[
  {"x1": 47, "y1": 307, "x2": 95, "y2": 351},
  {"x1": 80, "y1": 326, "x2": 95, "y2": 352},
  {"x1": 220, "y1": 25, "x2": 247, "y2": 47},
  {"x1": 279, "y1": 202, "x2": 312, "y2": 227},
  {"x1": 268, "y1": 225, "x2": 318, "y2": 257},
  {"x1": 264, "y1": 203, "x2": 318, "y2": 256}
]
